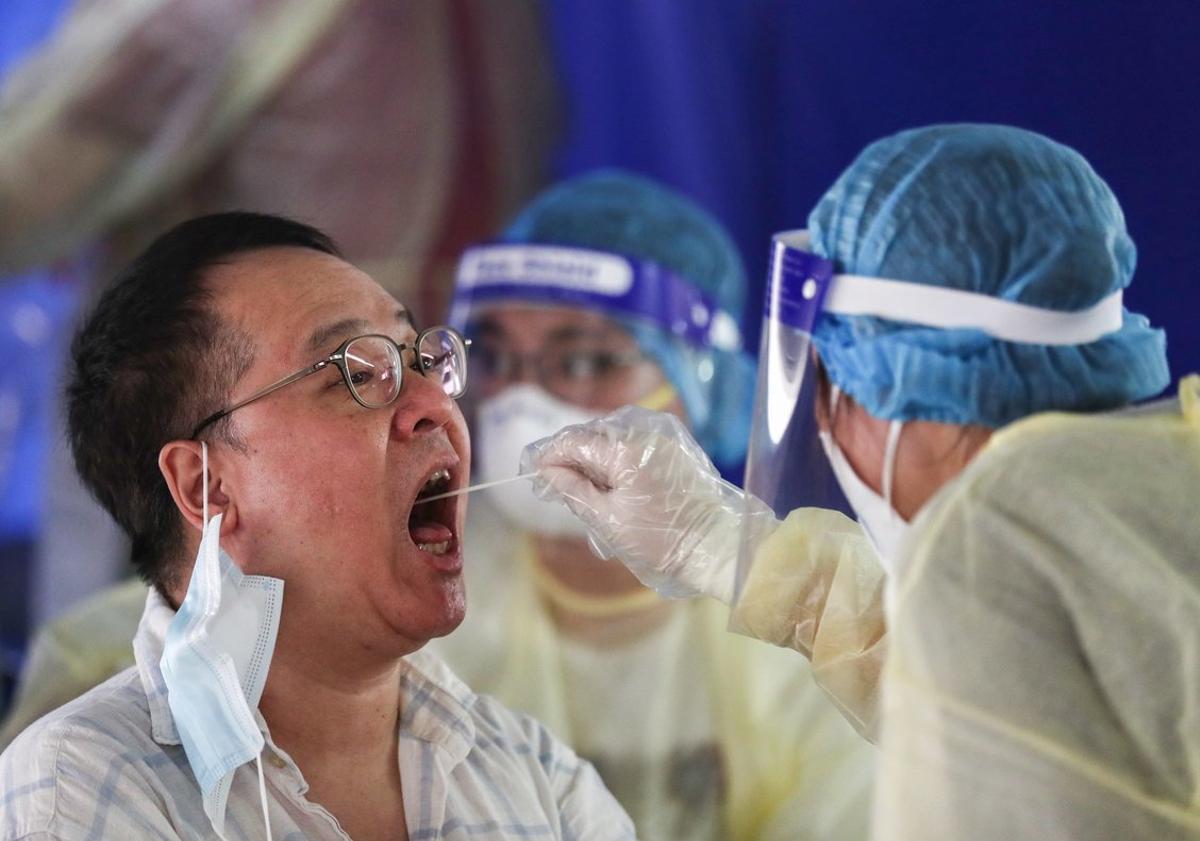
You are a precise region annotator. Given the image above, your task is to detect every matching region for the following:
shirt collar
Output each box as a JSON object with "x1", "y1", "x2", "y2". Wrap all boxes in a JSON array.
[
  {"x1": 394, "y1": 648, "x2": 476, "y2": 767},
  {"x1": 133, "y1": 587, "x2": 182, "y2": 745},
  {"x1": 132, "y1": 587, "x2": 476, "y2": 767}
]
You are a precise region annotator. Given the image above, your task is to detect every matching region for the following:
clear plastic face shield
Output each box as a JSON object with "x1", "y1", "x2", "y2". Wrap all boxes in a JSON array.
[
  {"x1": 451, "y1": 242, "x2": 742, "y2": 351},
  {"x1": 740, "y1": 231, "x2": 852, "y2": 522},
  {"x1": 735, "y1": 229, "x2": 1128, "y2": 598},
  {"x1": 450, "y1": 243, "x2": 742, "y2": 410}
]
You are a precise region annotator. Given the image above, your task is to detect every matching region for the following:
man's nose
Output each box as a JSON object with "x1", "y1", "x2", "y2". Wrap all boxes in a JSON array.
[{"x1": 390, "y1": 366, "x2": 457, "y2": 440}]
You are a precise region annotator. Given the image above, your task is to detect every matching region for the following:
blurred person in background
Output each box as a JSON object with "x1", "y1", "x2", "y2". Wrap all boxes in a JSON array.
[
  {"x1": 430, "y1": 170, "x2": 875, "y2": 840},
  {"x1": 0, "y1": 0, "x2": 557, "y2": 664}
]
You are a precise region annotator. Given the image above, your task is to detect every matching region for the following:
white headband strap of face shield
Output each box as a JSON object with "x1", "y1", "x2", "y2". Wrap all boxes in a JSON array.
[
  {"x1": 824, "y1": 273, "x2": 1123, "y2": 346},
  {"x1": 774, "y1": 230, "x2": 1125, "y2": 346}
]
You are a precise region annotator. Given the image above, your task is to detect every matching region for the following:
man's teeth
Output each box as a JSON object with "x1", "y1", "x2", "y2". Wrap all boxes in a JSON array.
[
  {"x1": 420, "y1": 468, "x2": 451, "y2": 496},
  {"x1": 416, "y1": 541, "x2": 451, "y2": 555}
]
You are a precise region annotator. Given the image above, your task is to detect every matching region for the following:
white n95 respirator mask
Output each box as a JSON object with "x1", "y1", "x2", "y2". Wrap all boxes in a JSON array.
[{"x1": 475, "y1": 384, "x2": 600, "y2": 538}]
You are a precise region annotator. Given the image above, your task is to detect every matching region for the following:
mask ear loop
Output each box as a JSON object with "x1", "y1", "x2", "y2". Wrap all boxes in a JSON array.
[
  {"x1": 201, "y1": 442, "x2": 209, "y2": 529},
  {"x1": 830, "y1": 387, "x2": 905, "y2": 522},
  {"x1": 881, "y1": 420, "x2": 905, "y2": 523},
  {"x1": 256, "y1": 755, "x2": 272, "y2": 839},
  {"x1": 202, "y1": 441, "x2": 271, "y2": 837}
]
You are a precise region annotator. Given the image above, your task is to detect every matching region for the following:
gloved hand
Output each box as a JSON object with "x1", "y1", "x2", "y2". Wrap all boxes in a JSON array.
[{"x1": 521, "y1": 406, "x2": 781, "y2": 604}]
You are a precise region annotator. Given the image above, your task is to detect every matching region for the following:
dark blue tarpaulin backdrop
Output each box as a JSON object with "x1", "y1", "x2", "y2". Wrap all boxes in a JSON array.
[
  {"x1": 543, "y1": 0, "x2": 1200, "y2": 383},
  {"x1": 0, "y1": 0, "x2": 75, "y2": 701}
]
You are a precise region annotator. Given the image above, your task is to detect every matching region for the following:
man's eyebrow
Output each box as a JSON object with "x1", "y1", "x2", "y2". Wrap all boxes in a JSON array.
[
  {"x1": 305, "y1": 308, "x2": 415, "y2": 354},
  {"x1": 306, "y1": 318, "x2": 368, "y2": 354}
]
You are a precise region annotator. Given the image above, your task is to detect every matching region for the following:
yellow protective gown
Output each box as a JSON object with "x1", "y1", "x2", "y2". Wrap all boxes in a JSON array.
[
  {"x1": 874, "y1": 376, "x2": 1200, "y2": 839},
  {"x1": 731, "y1": 376, "x2": 1200, "y2": 798},
  {"x1": 430, "y1": 500, "x2": 876, "y2": 841},
  {"x1": 731, "y1": 508, "x2": 888, "y2": 739}
]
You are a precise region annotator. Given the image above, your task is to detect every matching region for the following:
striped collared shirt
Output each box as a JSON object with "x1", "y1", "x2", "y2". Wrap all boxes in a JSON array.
[{"x1": 0, "y1": 590, "x2": 635, "y2": 840}]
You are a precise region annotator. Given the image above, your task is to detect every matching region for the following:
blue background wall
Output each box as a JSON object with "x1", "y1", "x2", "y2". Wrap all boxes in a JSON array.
[
  {"x1": 544, "y1": 0, "x2": 1200, "y2": 382},
  {"x1": 0, "y1": 0, "x2": 76, "y2": 703}
]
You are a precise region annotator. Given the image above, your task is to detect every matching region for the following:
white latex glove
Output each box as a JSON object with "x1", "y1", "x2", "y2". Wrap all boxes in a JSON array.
[{"x1": 521, "y1": 406, "x2": 780, "y2": 604}]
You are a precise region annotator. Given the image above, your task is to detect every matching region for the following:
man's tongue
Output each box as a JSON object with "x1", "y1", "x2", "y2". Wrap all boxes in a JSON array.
[{"x1": 409, "y1": 520, "x2": 453, "y2": 545}]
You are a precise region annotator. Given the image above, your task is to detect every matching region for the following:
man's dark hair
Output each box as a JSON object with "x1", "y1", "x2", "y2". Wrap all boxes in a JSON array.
[{"x1": 67, "y1": 211, "x2": 340, "y2": 596}]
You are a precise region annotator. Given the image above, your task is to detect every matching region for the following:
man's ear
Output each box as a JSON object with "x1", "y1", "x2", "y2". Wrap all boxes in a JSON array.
[{"x1": 159, "y1": 440, "x2": 236, "y2": 533}]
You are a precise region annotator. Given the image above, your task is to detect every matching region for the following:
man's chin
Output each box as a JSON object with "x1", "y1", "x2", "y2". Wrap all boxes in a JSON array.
[
  {"x1": 381, "y1": 561, "x2": 466, "y2": 645},
  {"x1": 420, "y1": 577, "x2": 467, "y2": 640}
]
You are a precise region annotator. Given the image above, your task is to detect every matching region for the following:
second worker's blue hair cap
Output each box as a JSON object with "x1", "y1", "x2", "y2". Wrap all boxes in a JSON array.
[{"x1": 499, "y1": 168, "x2": 756, "y2": 465}]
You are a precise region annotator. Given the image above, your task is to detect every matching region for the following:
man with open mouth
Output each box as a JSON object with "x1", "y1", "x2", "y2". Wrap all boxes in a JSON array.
[{"x1": 0, "y1": 211, "x2": 634, "y2": 840}]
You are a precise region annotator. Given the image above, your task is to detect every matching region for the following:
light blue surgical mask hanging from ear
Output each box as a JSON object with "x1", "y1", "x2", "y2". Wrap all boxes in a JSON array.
[{"x1": 160, "y1": 442, "x2": 283, "y2": 840}]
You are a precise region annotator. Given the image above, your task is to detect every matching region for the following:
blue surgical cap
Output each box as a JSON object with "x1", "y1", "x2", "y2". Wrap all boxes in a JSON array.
[
  {"x1": 501, "y1": 169, "x2": 755, "y2": 465},
  {"x1": 808, "y1": 123, "x2": 1169, "y2": 427}
]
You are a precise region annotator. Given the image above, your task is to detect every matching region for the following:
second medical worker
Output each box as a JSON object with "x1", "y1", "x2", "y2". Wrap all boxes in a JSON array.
[{"x1": 431, "y1": 169, "x2": 875, "y2": 840}]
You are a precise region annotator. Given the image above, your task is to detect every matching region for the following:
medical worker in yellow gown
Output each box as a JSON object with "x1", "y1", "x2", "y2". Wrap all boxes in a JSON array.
[
  {"x1": 430, "y1": 170, "x2": 874, "y2": 840},
  {"x1": 526, "y1": 127, "x2": 1197, "y2": 839}
]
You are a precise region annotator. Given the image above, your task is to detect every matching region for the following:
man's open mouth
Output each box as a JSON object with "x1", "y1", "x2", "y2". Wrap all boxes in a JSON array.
[{"x1": 409, "y1": 467, "x2": 458, "y2": 556}]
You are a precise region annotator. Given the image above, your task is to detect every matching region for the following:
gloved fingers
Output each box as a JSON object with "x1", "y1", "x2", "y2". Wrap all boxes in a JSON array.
[
  {"x1": 522, "y1": 424, "x2": 621, "y2": 485},
  {"x1": 602, "y1": 407, "x2": 722, "y2": 490},
  {"x1": 518, "y1": 404, "x2": 744, "y2": 606},
  {"x1": 525, "y1": 406, "x2": 716, "y2": 493},
  {"x1": 533, "y1": 463, "x2": 613, "y2": 514}
]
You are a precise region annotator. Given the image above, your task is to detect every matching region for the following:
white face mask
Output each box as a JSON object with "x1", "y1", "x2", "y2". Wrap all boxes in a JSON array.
[
  {"x1": 475, "y1": 384, "x2": 601, "y2": 538},
  {"x1": 159, "y1": 443, "x2": 282, "y2": 840},
  {"x1": 818, "y1": 387, "x2": 910, "y2": 573}
]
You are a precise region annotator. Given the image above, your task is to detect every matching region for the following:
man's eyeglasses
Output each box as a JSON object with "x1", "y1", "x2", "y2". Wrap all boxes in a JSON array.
[{"x1": 191, "y1": 326, "x2": 469, "y2": 438}]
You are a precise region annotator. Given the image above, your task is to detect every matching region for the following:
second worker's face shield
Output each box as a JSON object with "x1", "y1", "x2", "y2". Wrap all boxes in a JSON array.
[
  {"x1": 449, "y1": 241, "x2": 744, "y2": 420},
  {"x1": 450, "y1": 241, "x2": 748, "y2": 534},
  {"x1": 735, "y1": 229, "x2": 1128, "y2": 600}
]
